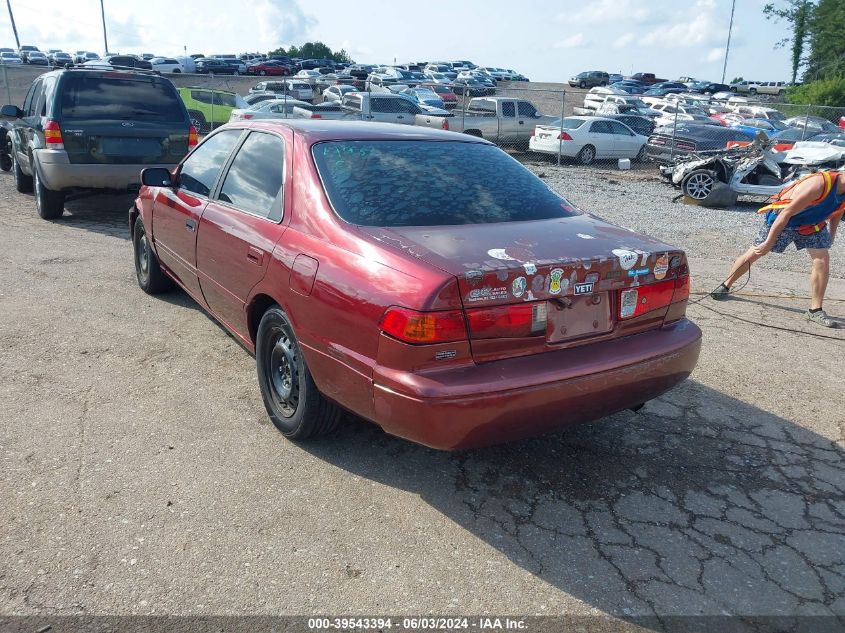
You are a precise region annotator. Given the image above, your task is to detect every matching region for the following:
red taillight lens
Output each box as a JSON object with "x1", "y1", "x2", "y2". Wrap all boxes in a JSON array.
[
  {"x1": 44, "y1": 120, "x2": 64, "y2": 149},
  {"x1": 558, "y1": 131, "x2": 573, "y2": 140},
  {"x1": 311, "y1": 114, "x2": 322, "y2": 119},
  {"x1": 671, "y1": 274, "x2": 690, "y2": 303},
  {"x1": 618, "y1": 279, "x2": 677, "y2": 320},
  {"x1": 379, "y1": 307, "x2": 467, "y2": 344},
  {"x1": 242, "y1": 114, "x2": 254, "y2": 120},
  {"x1": 676, "y1": 142, "x2": 695, "y2": 151},
  {"x1": 188, "y1": 125, "x2": 198, "y2": 149},
  {"x1": 441, "y1": 118, "x2": 449, "y2": 130},
  {"x1": 466, "y1": 303, "x2": 547, "y2": 339}
]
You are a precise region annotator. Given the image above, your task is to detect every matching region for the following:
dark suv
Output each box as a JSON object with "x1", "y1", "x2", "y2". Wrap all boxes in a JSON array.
[
  {"x1": 568, "y1": 71, "x2": 609, "y2": 89},
  {"x1": 1, "y1": 68, "x2": 196, "y2": 219}
]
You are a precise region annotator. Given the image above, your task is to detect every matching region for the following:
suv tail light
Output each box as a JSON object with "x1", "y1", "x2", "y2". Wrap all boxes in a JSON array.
[
  {"x1": 379, "y1": 307, "x2": 467, "y2": 344},
  {"x1": 188, "y1": 125, "x2": 198, "y2": 149},
  {"x1": 466, "y1": 303, "x2": 547, "y2": 339},
  {"x1": 44, "y1": 120, "x2": 64, "y2": 150},
  {"x1": 618, "y1": 276, "x2": 689, "y2": 320}
]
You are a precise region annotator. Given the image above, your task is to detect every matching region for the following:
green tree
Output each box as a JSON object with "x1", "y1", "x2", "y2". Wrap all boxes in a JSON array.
[
  {"x1": 803, "y1": 0, "x2": 845, "y2": 81},
  {"x1": 730, "y1": 76, "x2": 744, "y2": 84},
  {"x1": 786, "y1": 77, "x2": 845, "y2": 107},
  {"x1": 763, "y1": 0, "x2": 814, "y2": 84},
  {"x1": 268, "y1": 41, "x2": 354, "y2": 64}
]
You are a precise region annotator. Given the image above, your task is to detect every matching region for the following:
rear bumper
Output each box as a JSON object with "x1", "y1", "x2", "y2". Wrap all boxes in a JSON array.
[
  {"x1": 35, "y1": 150, "x2": 178, "y2": 191},
  {"x1": 372, "y1": 319, "x2": 702, "y2": 450},
  {"x1": 529, "y1": 136, "x2": 579, "y2": 157}
]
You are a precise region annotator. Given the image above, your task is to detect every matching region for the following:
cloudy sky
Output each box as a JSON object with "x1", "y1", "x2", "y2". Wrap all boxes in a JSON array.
[{"x1": 4, "y1": 0, "x2": 791, "y2": 82}]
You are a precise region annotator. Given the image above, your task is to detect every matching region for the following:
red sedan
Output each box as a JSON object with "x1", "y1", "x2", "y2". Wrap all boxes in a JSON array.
[
  {"x1": 247, "y1": 61, "x2": 290, "y2": 76},
  {"x1": 130, "y1": 121, "x2": 701, "y2": 450}
]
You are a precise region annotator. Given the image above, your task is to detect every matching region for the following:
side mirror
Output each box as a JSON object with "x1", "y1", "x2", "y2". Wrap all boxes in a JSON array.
[
  {"x1": 141, "y1": 167, "x2": 174, "y2": 187},
  {"x1": 1, "y1": 104, "x2": 23, "y2": 119}
]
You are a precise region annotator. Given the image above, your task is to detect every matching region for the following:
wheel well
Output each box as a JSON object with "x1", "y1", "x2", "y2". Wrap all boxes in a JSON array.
[
  {"x1": 464, "y1": 129, "x2": 483, "y2": 137},
  {"x1": 247, "y1": 294, "x2": 278, "y2": 344},
  {"x1": 129, "y1": 206, "x2": 140, "y2": 238}
]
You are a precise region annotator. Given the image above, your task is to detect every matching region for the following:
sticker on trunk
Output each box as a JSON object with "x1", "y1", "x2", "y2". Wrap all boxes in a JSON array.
[
  {"x1": 628, "y1": 268, "x2": 650, "y2": 278},
  {"x1": 654, "y1": 254, "x2": 670, "y2": 280},
  {"x1": 573, "y1": 282, "x2": 594, "y2": 295},
  {"x1": 512, "y1": 276, "x2": 527, "y2": 298},
  {"x1": 549, "y1": 268, "x2": 565, "y2": 295},
  {"x1": 467, "y1": 287, "x2": 508, "y2": 302},
  {"x1": 620, "y1": 289, "x2": 638, "y2": 318},
  {"x1": 612, "y1": 249, "x2": 639, "y2": 270}
]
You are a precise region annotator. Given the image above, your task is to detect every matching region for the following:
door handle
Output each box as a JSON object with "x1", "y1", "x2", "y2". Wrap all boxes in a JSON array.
[
  {"x1": 518, "y1": 120, "x2": 524, "y2": 124},
  {"x1": 246, "y1": 246, "x2": 265, "y2": 265},
  {"x1": 185, "y1": 218, "x2": 197, "y2": 232}
]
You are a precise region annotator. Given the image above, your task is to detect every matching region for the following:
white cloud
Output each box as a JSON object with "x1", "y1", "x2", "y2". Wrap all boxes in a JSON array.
[
  {"x1": 561, "y1": 0, "x2": 651, "y2": 24},
  {"x1": 705, "y1": 47, "x2": 725, "y2": 63},
  {"x1": 613, "y1": 33, "x2": 636, "y2": 49},
  {"x1": 641, "y1": 0, "x2": 726, "y2": 48},
  {"x1": 554, "y1": 33, "x2": 586, "y2": 49}
]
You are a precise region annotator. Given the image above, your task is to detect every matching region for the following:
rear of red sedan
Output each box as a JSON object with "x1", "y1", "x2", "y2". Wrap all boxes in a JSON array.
[{"x1": 306, "y1": 133, "x2": 701, "y2": 449}]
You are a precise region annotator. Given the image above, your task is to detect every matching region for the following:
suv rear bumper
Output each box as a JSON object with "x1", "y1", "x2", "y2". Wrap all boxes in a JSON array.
[{"x1": 35, "y1": 150, "x2": 177, "y2": 191}]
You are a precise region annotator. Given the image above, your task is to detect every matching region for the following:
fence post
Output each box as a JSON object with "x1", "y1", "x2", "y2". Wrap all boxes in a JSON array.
[
  {"x1": 462, "y1": 83, "x2": 467, "y2": 131},
  {"x1": 802, "y1": 103, "x2": 811, "y2": 141},
  {"x1": 669, "y1": 106, "x2": 679, "y2": 163},
  {"x1": 210, "y1": 89, "x2": 215, "y2": 131},
  {"x1": 558, "y1": 89, "x2": 565, "y2": 167}
]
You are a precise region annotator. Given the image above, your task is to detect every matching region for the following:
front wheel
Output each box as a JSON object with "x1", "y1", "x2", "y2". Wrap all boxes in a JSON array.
[
  {"x1": 681, "y1": 169, "x2": 718, "y2": 200},
  {"x1": 0, "y1": 135, "x2": 11, "y2": 172},
  {"x1": 34, "y1": 170, "x2": 65, "y2": 219},
  {"x1": 256, "y1": 306, "x2": 341, "y2": 440},
  {"x1": 579, "y1": 81, "x2": 587, "y2": 89},
  {"x1": 576, "y1": 144, "x2": 596, "y2": 165},
  {"x1": 233, "y1": 69, "x2": 240, "y2": 76}
]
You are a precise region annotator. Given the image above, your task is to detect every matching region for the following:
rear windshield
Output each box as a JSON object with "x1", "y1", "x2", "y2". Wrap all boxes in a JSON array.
[
  {"x1": 59, "y1": 75, "x2": 185, "y2": 123},
  {"x1": 312, "y1": 140, "x2": 579, "y2": 227},
  {"x1": 548, "y1": 118, "x2": 587, "y2": 130}
]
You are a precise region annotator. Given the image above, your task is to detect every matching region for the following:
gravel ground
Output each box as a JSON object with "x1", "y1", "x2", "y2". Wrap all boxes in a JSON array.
[{"x1": 1, "y1": 161, "x2": 844, "y2": 632}]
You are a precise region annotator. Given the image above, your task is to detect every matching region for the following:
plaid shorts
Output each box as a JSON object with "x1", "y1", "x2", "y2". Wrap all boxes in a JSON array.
[{"x1": 754, "y1": 220, "x2": 833, "y2": 253}]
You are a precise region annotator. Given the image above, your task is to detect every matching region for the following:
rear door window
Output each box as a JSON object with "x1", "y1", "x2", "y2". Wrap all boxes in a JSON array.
[
  {"x1": 517, "y1": 101, "x2": 537, "y2": 117},
  {"x1": 312, "y1": 140, "x2": 579, "y2": 227},
  {"x1": 218, "y1": 132, "x2": 285, "y2": 221},
  {"x1": 178, "y1": 130, "x2": 242, "y2": 197},
  {"x1": 60, "y1": 75, "x2": 186, "y2": 122}
]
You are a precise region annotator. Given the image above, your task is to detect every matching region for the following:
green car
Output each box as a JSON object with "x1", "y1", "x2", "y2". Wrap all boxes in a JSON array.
[{"x1": 177, "y1": 87, "x2": 248, "y2": 133}]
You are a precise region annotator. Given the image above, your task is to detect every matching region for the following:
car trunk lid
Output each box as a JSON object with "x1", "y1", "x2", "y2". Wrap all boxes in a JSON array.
[
  {"x1": 61, "y1": 120, "x2": 189, "y2": 164},
  {"x1": 359, "y1": 215, "x2": 686, "y2": 362}
]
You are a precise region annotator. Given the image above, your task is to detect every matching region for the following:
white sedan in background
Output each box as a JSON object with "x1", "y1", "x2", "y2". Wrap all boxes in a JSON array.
[
  {"x1": 228, "y1": 98, "x2": 311, "y2": 122},
  {"x1": 150, "y1": 57, "x2": 183, "y2": 73},
  {"x1": 529, "y1": 116, "x2": 647, "y2": 165},
  {"x1": 323, "y1": 85, "x2": 358, "y2": 102}
]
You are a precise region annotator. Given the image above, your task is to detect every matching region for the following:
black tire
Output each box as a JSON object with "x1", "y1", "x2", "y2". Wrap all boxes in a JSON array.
[
  {"x1": 576, "y1": 144, "x2": 596, "y2": 165},
  {"x1": 34, "y1": 170, "x2": 65, "y2": 219},
  {"x1": 0, "y1": 134, "x2": 11, "y2": 172},
  {"x1": 681, "y1": 169, "x2": 718, "y2": 200},
  {"x1": 749, "y1": 88, "x2": 757, "y2": 96},
  {"x1": 233, "y1": 69, "x2": 240, "y2": 76},
  {"x1": 256, "y1": 306, "x2": 341, "y2": 440},
  {"x1": 635, "y1": 144, "x2": 647, "y2": 163},
  {"x1": 579, "y1": 81, "x2": 587, "y2": 89},
  {"x1": 187, "y1": 110, "x2": 208, "y2": 134},
  {"x1": 132, "y1": 217, "x2": 173, "y2": 294},
  {"x1": 259, "y1": 70, "x2": 266, "y2": 76},
  {"x1": 13, "y1": 152, "x2": 33, "y2": 193},
  {"x1": 172, "y1": 68, "x2": 181, "y2": 73},
  {"x1": 730, "y1": 86, "x2": 737, "y2": 92}
]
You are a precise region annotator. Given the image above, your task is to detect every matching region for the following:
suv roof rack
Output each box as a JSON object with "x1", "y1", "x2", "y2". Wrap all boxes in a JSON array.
[{"x1": 68, "y1": 64, "x2": 161, "y2": 76}]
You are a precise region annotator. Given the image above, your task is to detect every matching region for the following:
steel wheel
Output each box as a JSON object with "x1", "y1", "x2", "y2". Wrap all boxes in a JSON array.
[
  {"x1": 265, "y1": 324, "x2": 300, "y2": 418},
  {"x1": 136, "y1": 230, "x2": 151, "y2": 284},
  {"x1": 683, "y1": 171, "x2": 716, "y2": 200}
]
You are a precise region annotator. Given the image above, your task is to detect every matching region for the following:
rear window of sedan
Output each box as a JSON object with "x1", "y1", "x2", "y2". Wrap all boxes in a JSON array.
[{"x1": 312, "y1": 140, "x2": 579, "y2": 227}]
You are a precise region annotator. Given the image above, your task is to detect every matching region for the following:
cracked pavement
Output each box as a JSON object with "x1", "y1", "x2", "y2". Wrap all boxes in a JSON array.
[{"x1": 0, "y1": 167, "x2": 843, "y2": 632}]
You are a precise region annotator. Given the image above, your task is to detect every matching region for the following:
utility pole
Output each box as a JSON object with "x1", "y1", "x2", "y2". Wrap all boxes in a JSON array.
[
  {"x1": 721, "y1": 0, "x2": 736, "y2": 84},
  {"x1": 6, "y1": 0, "x2": 20, "y2": 50},
  {"x1": 99, "y1": 0, "x2": 109, "y2": 55}
]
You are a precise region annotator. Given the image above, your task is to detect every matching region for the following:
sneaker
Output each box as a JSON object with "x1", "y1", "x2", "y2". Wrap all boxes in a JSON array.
[
  {"x1": 710, "y1": 283, "x2": 732, "y2": 301},
  {"x1": 805, "y1": 309, "x2": 837, "y2": 328}
]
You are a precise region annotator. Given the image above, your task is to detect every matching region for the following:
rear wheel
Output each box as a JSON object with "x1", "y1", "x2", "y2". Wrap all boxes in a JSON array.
[
  {"x1": 256, "y1": 306, "x2": 341, "y2": 440},
  {"x1": 233, "y1": 69, "x2": 240, "y2": 76},
  {"x1": 749, "y1": 88, "x2": 758, "y2": 96},
  {"x1": 13, "y1": 152, "x2": 33, "y2": 193},
  {"x1": 133, "y1": 217, "x2": 173, "y2": 294},
  {"x1": 34, "y1": 170, "x2": 65, "y2": 219},
  {"x1": 259, "y1": 70, "x2": 266, "y2": 76},
  {"x1": 576, "y1": 144, "x2": 596, "y2": 165},
  {"x1": 681, "y1": 169, "x2": 717, "y2": 200}
]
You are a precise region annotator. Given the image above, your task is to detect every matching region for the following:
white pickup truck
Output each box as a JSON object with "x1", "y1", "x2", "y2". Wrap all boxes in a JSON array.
[{"x1": 414, "y1": 97, "x2": 556, "y2": 146}]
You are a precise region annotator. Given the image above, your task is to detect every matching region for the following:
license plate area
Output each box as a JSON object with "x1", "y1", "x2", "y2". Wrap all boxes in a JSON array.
[
  {"x1": 99, "y1": 137, "x2": 162, "y2": 156},
  {"x1": 546, "y1": 293, "x2": 612, "y2": 343}
]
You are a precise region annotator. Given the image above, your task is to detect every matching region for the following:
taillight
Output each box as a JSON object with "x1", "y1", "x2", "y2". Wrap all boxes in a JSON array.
[
  {"x1": 466, "y1": 303, "x2": 547, "y2": 339},
  {"x1": 188, "y1": 125, "x2": 198, "y2": 149},
  {"x1": 671, "y1": 274, "x2": 690, "y2": 303},
  {"x1": 242, "y1": 114, "x2": 254, "y2": 120},
  {"x1": 441, "y1": 118, "x2": 449, "y2": 130},
  {"x1": 676, "y1": 141, "x2": 696, "y2": 151},
  {"x1": 44, "y1": 120, "x2": 64, "y2": 150},
  {"x1": 311, "y1": 114, "x2": 322, "y2": 119},
  {"x1": 558, "y1": 131, "x2": 573, "y2": 140},
  {"x1": 379, "y1": 307, "x2": 467, "y2": 344},
  {"x1": 618, "y1": 279, "x2": 677, "y2": 320}
]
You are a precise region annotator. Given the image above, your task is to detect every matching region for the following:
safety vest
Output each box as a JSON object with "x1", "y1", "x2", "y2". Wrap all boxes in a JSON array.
[{"x1": 758, "y1": 171, "x2": 845, "y2": 235}]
